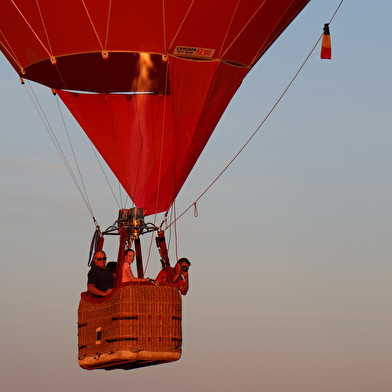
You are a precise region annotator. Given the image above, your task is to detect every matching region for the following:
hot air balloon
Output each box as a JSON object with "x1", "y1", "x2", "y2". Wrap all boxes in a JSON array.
[{"x1": 0, "y1": 0, "x2": 310, "y2": 370}]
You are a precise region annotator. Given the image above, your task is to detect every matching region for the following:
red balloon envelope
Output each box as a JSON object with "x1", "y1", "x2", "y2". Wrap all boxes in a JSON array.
[{"x1": 0, "y1": 0, "x2": 310, "y2": 215}]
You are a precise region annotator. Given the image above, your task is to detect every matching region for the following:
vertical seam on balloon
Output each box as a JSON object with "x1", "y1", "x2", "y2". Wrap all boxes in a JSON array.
[
  {"x1": 249, "y1": 0, "x2": 299, "y2": 67},
  {"x1": 10, "y1": 0, "x2": 70, "y2": 90},
  {"x1": 153, "y1": 62, "x2": 170, "y2": 216},
  {"x1": 35, "y1": 0, "x2": 54, "y2": 55},
  {"x1": 162, "y1": 0, "x2": 167, "y2": 51},
  {"x1": 160, "y1": 0, "x2": 172, "y2": 218},
  {"x1": 80, "y1": 0, "x2": 105, "y2": 50},
  {"x1": 0, "y1": 30, "x2": 23, "y2": 72},
  {"x1": 129, "y1": 92, "x2": 146, "y2": 206},
  {"x1": 153, "y1": 0, "x2": 172, "y2": 217},
  {"x1": 98, "y1": 95, "x2": 130, "y2": 208},
  {"x1": 104, "y1": 0, "x2": 113, "y2": 49},
  {"x1": 217, "y1": 0, "x2": 241, "y2": 59},
  {"x1": 166, "y1": 0, "x2": 195, "y2": 52},
  {"x1": 9, "y1": 0, "x2": 53, "y2": 59},
  {"x1": 220, "y1": 0, "x2": 268, "y2": 60}
]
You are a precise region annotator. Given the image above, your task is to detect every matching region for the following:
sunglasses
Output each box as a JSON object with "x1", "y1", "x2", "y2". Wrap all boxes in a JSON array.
[{"x1": 95, "y1": 257, "x2": 107, "y2": 261}]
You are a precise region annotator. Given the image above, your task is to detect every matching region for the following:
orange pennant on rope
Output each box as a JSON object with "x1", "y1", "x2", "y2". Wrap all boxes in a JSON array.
[{"x1": 321, "y1": 23, "x2": 332, "y2": 59}]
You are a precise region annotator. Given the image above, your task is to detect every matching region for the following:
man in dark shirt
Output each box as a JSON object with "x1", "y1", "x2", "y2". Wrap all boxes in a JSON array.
[{"x1": 87, "y1": 250, "x2": 114, "y2": 298}]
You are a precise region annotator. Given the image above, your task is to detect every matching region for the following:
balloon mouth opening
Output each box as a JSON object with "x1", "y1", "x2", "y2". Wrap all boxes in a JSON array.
[{"x1": 21, "y1": 52, "x2": 171, "y2": 94}]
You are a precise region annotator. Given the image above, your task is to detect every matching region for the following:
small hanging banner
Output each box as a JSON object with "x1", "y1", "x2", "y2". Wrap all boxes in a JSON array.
[{"x1": 321, "y1": 23, "x2": 332, "y2": 59}]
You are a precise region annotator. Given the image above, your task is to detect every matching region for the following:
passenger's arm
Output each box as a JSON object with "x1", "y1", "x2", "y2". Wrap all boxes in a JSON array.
[
  {"x1": 87, "y1": 283, "x2": 111, "y2": 296},
  {"x1": 172, "y1": 264, "x2": 182, "y2": 283},
  {"x1": 178, "y1": 273, "x2": 189, "y2": 295},
  {"x1": 126, "y1": 266, "x2": 147, "y2": 283}
]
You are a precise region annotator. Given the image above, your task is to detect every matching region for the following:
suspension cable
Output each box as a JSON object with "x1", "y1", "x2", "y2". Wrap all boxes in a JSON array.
[
  {"x1": 167, "y1": 0, "x2": 345, "y2": 228},
  {"x1": 89, "y1": 141, "x2": 122, "y2": 209},
  {"x1": 53, "y1": 94, "x2": 94, "y2": 212},
  {"x1": 22, "y1": 80, "x2": 130, "y2": 219},
  {"x1": 23, "y1": 81, "x2": 94, "y2": 216}
]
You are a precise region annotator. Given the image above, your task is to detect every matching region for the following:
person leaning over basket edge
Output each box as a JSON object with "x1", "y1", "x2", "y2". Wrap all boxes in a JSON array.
[{"x1": 156, "y1": 257, "x2": 191, "y2": 295}]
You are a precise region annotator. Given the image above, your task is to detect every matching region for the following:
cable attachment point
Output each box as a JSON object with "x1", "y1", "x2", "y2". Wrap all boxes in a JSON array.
[
  {"x1": 193, "y1": 202, "x2": 198, "y2": 217},
  {"x1": 93, "y1": 216, "x2": 101, "y2": 233},
  {"x1": 159, "y1": 211, "x2": 169, "y2": 230}
]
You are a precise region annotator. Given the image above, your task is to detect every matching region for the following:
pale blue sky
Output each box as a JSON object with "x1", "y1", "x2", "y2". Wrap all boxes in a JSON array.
[{"x1": 1, "y1": 1, "x2": 392, "y2": 391}]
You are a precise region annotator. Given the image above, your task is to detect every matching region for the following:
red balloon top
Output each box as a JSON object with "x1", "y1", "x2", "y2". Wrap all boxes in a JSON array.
[{"x1": 1, "y1": 0, "x2": 309, "y2": 215}]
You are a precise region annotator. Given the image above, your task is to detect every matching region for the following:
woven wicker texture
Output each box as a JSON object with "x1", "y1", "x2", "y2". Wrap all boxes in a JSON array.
[{"x1": 78, "y1": 284, "x2": 182, "y2": 369}]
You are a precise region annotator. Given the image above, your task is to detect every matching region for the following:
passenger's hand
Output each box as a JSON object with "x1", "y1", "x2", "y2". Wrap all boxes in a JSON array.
[{"x1": 146, "y1": 278, "x2": 158, "y2": 285}]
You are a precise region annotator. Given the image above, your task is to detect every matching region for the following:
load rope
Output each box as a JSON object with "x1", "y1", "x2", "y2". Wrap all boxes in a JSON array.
[
  {"x1": 23, "y1": 81, "x2": 95, "y2": 216},
  {"x1": 167, "y1": 0, "x2": 345, "y2": 228}
]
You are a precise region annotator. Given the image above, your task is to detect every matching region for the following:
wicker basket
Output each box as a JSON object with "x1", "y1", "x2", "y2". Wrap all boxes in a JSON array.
[{"x1": 78, "y1": 283, "x2": 182, "y2": 370}]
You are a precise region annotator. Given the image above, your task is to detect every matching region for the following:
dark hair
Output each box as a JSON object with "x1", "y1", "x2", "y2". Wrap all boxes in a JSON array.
[
  {"x1": 124, "y1": 248, "x2": 135, "y2": 256},
  {"x1": 178, "y1": 257, "x2": 191, "y2": 266},
  {"x1": 106, "y1": 261, "x2": 117, "y2": 274}
]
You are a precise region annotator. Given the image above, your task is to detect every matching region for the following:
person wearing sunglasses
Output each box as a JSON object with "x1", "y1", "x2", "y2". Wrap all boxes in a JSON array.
[{"x1": 87, "y1": 250, "x2": 115, "y2": 298}]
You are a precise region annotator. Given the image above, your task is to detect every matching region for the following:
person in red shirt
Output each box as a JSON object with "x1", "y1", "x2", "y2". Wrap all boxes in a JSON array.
[{"x1": 156, "y1": 258, "x2": 191, "y2": 295}]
